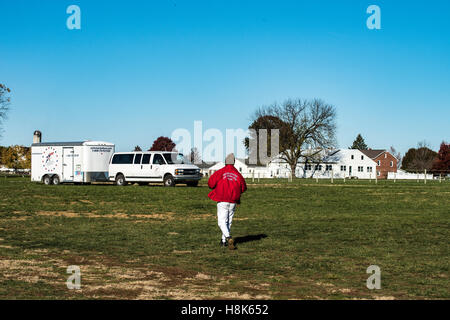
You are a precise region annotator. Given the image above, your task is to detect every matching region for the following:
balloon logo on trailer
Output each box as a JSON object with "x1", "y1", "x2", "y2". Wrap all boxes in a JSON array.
[{"x1": 41, "y1": 147, "x2": 59, "y2": 172}]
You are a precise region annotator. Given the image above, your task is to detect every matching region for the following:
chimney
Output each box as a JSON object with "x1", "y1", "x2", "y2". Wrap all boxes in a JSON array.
[{"x1": 33, "y1": 130, "x2": 42, "y2": 143}]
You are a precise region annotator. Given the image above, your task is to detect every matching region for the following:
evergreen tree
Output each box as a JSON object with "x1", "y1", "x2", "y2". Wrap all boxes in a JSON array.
[{"x1": 349, "y1": 134, "x2": 368, "y2": 150}]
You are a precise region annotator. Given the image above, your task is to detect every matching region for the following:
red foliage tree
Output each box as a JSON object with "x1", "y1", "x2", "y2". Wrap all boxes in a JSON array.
[
  {"x1": 148, "y1": 136, "x2": 176, "y2": 151},
  {"x1": 431, "y1": 142, "x2": 450, "y2": 174}
]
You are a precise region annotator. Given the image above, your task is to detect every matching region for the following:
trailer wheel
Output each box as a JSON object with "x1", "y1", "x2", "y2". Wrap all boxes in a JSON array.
[
  {"x1": 163, "y1": 174, "x2": 175, "y2": 187},
  {"x1": 52, "y1": 175, "x2": 61, "y2": 185},
  {"x1": 43, "y1": 175, "x2": 51, "y2": 185},
  {"x1": 115, "y1": 174, "x2": 127, "y2": 186}
]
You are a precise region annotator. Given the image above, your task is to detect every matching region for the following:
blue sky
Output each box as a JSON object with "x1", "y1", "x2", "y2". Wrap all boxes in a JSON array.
[{"x1": 0, "y1": 0, "x2": 449, "y2": 158}]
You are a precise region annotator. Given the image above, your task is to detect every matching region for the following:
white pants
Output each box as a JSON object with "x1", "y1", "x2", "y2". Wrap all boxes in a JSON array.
[{"x1": 217, "y1": 202, "x2": 236, "y2": 241}]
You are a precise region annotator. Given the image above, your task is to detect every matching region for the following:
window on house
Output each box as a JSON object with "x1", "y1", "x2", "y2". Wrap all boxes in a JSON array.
[
  {"x1": 390, "y1": 161, "x2": 393, "y2": 167},
  {"x1": 377, "y1": 160, "x2": 380, "y2": 166},
  {"x1": 351, "y1": 155, "x2": 354, "y2": 160},
  {"x1": 358, "y1": 166, "x2": 363, "y2": 172},
  {"x1": 361, "y1": 155, "x2": 364, "y2": 160},
  {"x1": 305, "y1": 164, "x2": 312, "y2": 171},
  {"x1": 340, "y1": 165, "x2": 346, "y2": 171},
  {"x1": 367, "y1": 167, "x2": 372, "y2": 172},
  {"x1": 377, "y1": 171, "x2": 381, "y2": 176},
  {"x1": 315, "y1": 164, "x2": 322, "y2": 170},
  {"x1": 325, "y1": 165, "x2": 332, "y2": 171},
  {"x1": 385, "y1": 153, "x2": 387, "y2": 158}
]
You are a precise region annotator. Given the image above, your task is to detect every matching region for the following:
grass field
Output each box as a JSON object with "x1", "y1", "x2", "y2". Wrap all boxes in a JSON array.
[{"x1": 0, "y1": 176, "x2": 448, "y2": 299}]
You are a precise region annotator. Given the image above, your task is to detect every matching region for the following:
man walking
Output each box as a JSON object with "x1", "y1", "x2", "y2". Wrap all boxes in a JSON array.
[{"x1": 208, "y1": 153, "x2": 247, "y2": 250}]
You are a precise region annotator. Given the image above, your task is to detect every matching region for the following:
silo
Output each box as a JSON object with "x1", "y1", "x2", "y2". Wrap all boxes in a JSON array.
[{"x1": 33, "y1": 130, "x2": 42, "y2": 143}]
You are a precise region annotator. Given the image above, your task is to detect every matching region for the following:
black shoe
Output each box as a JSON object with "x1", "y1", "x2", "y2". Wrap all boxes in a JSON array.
[{"x1": 220, "y1": 240, "x2": 227, "y2": 247}]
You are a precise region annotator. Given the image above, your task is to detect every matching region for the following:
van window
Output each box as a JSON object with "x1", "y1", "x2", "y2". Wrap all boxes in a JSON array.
[
  {"x1": 134, "y1": 154, "x2": 142, "y2": 164},
  {"x1": 163, "y1": 153, "x2": 189, "y2": 164},
  {"x1": 142, "y1": 154, "x2": 151, "y2": 164},
  {"x1": 112, "y1": 154, "x2": 134, "y2": 164},
  {"x1": 152, "y1": 154, "x2": 166, "y2": 165}
]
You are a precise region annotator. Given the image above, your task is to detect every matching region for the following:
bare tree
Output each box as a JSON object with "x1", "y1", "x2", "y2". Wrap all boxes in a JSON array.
[
  {"x1": 255, "y1": 98, "x2": 337, "y2": 177},
  {"x1": 0, "y1": 84, "x2": 11, "y2": 138},
  {"x1": 389, "y1": 146, "x2": 402, "y2": 169},
  {"x1": 244, "y1": 115, "x2": 290, "y2": 166}
]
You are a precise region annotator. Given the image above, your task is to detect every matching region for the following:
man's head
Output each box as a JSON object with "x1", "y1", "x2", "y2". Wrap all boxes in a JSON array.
[{"x1": 225, "y1": 153, "x2": 235, "y2": 165}]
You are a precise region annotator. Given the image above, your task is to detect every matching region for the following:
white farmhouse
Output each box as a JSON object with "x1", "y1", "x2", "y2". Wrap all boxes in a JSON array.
[
  {"x1": 300, "y1": 149, "x2": 377, "y2": 179},
  {"x1": 268, "y1": 149, "x2": 378, "y2": 179}
]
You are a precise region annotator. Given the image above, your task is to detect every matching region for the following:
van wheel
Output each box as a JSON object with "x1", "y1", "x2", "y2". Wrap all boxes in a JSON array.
[
  {"x1": 163, "y1": 174, "x2": 175, "y2": 187},
  {"x1": 187, "y1": 181, "x2": 198, "y2": 187},
  {"x1": 115, "y1": 174, "x2": 127, "y2": 186},
  {"x1": 43, "y1": 175, "x2": 51, "y2": 185},
  {"x1": 52, "y1": 175, "x2": 61, "y2": 185}
]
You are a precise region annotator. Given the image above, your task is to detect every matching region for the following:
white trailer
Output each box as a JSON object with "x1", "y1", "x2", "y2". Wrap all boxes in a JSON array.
[{"x1": 31, "y1": 141, "x2": 115, "y2": 185}]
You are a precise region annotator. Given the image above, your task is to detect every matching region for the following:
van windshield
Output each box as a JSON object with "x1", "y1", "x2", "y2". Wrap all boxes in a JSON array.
[{"x1": 163, "y1": 153, "x2": 190, "y2": 164}]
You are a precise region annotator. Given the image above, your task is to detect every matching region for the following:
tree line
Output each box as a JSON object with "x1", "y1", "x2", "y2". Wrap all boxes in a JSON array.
[{"x1": 0, "y1": 145, "x2": 31, "y2": 170}]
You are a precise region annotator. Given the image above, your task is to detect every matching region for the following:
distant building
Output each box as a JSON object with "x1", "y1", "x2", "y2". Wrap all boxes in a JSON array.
[
  {"x1": 203, "y1": 149, "x2": 382, "y2": 180},
  {"x1": 360, "y1": 149, "x2": 398, "y2": 179},
  {"x1": 196, "y1": 161, "x2": 217, "y2": 177},
  {"x1": 291, "y1": 149, "x2": 377, "y2": 179},
  {"x1": 207, "y1": 158, "x2": 270, "y2": 178}
]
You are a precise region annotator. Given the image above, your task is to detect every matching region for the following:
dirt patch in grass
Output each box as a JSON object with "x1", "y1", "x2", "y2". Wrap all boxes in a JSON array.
[
  {"x1": 79, "y1": 200, "x2": 94, "y2": 204},
  {"x1": 37, "y1": 211, "x2": 79, "y2": 218},
  {"x1": 32, "y1": 211, "x2": 176, "y2": 220},
  {"x1": 0, "y1": 248, "x2": 272, "y2": 299},
  {"x1": 0, "y1": 256, "x2": 62, "y2": 285}
]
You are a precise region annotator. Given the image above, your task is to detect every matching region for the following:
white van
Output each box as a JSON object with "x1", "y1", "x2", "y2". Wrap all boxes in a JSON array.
[{"x1": 108, "y1": 151, "x2": 202, "y2": 187}]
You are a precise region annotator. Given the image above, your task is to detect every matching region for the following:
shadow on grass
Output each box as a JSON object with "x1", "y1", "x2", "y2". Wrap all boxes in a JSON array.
[{"x1": 234, "y1": 234, "x2": 268, "y2": 244}]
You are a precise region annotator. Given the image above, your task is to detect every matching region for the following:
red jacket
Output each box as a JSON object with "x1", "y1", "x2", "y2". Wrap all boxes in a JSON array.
[{"x1": 208, "y1": 165, "x2": 247, "y2": 203}]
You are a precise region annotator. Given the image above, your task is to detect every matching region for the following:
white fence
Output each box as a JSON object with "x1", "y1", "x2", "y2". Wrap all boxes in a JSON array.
[{"x1": 387, "y1": 171, "x2": 433, "y2": 180}]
